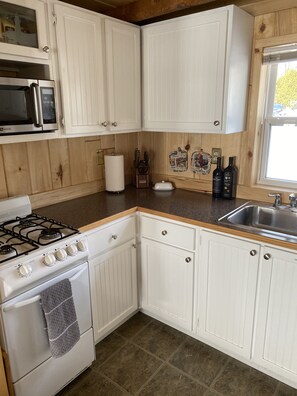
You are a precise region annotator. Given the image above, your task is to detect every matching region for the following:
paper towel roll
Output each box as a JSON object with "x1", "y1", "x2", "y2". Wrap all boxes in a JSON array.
[{"x1": 104, "y1": 154, "x2": 125, "y2": 192}]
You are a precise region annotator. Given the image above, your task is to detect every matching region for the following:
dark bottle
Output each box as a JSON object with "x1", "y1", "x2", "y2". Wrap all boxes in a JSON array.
[
  {"x1": 223, "y1": 157, "x2": 237, "y2": 199},
  {"x1": 212, "y1": 157, "x2": 224, "y2": 198}
]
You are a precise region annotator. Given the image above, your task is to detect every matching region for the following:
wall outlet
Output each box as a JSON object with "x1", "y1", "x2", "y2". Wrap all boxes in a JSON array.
[
  {"x1": 211, "y1": 148, "x2": 222, "y2": 164},
  {"x1": 96, "y1": 150, "x2": 104, "y2": 165}
]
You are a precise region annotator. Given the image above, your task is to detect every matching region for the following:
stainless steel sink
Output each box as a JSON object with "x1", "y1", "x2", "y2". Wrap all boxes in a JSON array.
[{"x1": 218, "y1": 202, "x2": 297, "y2": 241}]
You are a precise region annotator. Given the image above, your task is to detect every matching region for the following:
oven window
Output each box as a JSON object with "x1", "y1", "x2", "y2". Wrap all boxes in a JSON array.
[{"x1": 0, "y1": 86, "x2": 33, "y2": 125}]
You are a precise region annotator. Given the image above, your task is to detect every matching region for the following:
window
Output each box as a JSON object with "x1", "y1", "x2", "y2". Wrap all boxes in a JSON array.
[{"x1": 259, "y1": 44, "x2": 297, "y2": 188}]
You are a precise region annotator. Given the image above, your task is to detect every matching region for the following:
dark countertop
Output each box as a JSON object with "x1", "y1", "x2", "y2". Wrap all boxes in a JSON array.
[{"x1": 35, "y1": 185, "x2": 246, "y2": 230}]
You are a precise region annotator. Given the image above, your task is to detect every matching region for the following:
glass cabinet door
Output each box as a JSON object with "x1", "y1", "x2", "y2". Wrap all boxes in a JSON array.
[{"x1": 0, "y1": 0, "x2": 49, "y2": 59}]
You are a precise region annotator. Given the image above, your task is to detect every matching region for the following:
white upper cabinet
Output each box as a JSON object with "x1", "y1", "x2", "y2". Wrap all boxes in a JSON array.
[
  {"x1": 105, "y1": 19, "x2": 141, "y2": 132},
  {"x1": 0, "y1": 0, "x2": 50, "y2": 60},
  {"x1": 54, "y1": 3, "x2": 106, "y2": 135},
  {"x1": 54, "y1": 3, "x2": 141, "y2": 135},
  {"x1": 142, "y1": 5, "x2": 254, "y2": 134}
]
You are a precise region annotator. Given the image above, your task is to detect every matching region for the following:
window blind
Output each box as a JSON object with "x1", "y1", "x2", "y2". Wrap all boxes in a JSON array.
[{"x1": 263, "y1": 43, "x2": 297, "y2": 64}]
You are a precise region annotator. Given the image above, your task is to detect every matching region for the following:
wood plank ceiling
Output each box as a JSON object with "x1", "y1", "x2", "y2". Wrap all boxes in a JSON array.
[{"x1": 61, "y1": 0, "x2": 297, "y2": 23}]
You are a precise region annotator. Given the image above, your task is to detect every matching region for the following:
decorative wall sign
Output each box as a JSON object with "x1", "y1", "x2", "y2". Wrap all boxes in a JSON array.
[
  {"x1": 191, "y1": 149, "x2": 212, "y2": 174},
  {"x1": 169, "y1": 147, "x2": 188, "y2": 172}
]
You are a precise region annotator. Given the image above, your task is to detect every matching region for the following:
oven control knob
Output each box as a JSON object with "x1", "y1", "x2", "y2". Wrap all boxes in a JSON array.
[
  {"x1": 55, "y1": 248, "x2": 67, "y2": 261},
  {"x1": 66, "y1": 244, "x2": 78, "y2": 256},
  {"x1": 77, "y1": 240, "x2": 87, "y2": 252},
  {"x1": 17, "y1": 264, "x2": 32, "y2": 278},
  {"x1": 43, "y1": 253, "x2": 56, "y2": 267}
]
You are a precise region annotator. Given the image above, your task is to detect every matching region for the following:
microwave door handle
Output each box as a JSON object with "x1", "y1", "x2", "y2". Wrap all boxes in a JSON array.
[{"x1": 31, "y1": 83, "x2": 43, "y2": 128}]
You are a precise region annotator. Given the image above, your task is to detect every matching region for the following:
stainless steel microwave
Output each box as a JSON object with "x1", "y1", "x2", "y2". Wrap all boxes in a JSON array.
[{"x1": 0, "y1": 77, "x2": 58, "y2": 135}]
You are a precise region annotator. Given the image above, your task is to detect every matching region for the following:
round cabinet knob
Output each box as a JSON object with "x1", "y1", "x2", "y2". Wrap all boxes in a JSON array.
[
  {"x1": 17, "y1": 264, "x2": 32, "y2": 278},
  {"x1": 43, "y1": 253, "x2": 56, "y2": 267},
  {"x1": 264, "y1": 253, "x2": 271, "y2": 260},
  {"x1": 250, "y1": 249, "x2": 257, "y2": 256},
  {"x1": 55, "y1": 249, "x2": 67, "y2": 261},
  {"x1": 101, "y1": 121, "x2": 108, "y2": 127},
  {"x1": 43, "y1": 45, "x2": 50, "y2": 53},
  {"x1": 77, "y1": 239, "x2": 87, "y2": 252},
  {"x1": 185, "y1": 257, "x2": 191, "y2": 263},
  {"x1": 161, "y1": 230, "x2": 167, "y2": 236},
  {"x1": 111, "y1": 121, "x2": 118, "y2": 127},
  {"x1": 66, "y1": 244, "x2": 78, "y2": 257},
  {"x1": 214, "y1": 120, "x2": 220, "y2": 126},
  {"x1": 111, "y1": 234, "x2": 118, "y2": 240}
]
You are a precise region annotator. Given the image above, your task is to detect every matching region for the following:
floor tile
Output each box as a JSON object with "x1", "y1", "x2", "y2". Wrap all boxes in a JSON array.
[
  {"x1": 93, "y1": 332, "x2": 127, "y2": 368},
  {"x1": 277, "y1": 383, "x2": 297, "y2": 396},
  {"x1": 138, "y1": 364, "x2": 207, "y2": 396},
  {"x1": 57, "y1": 368, "x2": 126, "y2": 396},
  {"x1": 115, "y1": 312, "x2": 152, "y2": 339},
  {"x1": 133, "y1": 319, "x2": 186, "y2": 360},
  {"x1": 212, "y1": 359, "x2": 279, "y2": 396},
  {"x1": 101, "y1": 343, "x2": 162, "y2": 394},
  {"x1": 169, "y1": 337, "x2": 228, "y2": 386}
]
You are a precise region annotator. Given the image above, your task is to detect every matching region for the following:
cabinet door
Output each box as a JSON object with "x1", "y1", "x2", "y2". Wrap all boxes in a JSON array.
[
  {"x1": 254, "y1": 247, "x2": 297, "y2": 385},
  {"x1": 105, "y1": 19, "x2": 141, "y2": 132},
  {"x1": 141, "y1": 238, "x2": 194, "y2": 331},
  {"x1": 198, "y1": 231, "x2": 260, "y2": 359},
  {"x1": 142, "y1": 10, "x2": 227, "y2": 132},
  {"x1": 0, "y1": 0, "x2": 49, "y2": 60},
  {"x1": 55, "y1": 4, "x2": 106, "y2": 135},
  {"x1": 90, "y1": 240, "x2": 138, "y2": 343}
]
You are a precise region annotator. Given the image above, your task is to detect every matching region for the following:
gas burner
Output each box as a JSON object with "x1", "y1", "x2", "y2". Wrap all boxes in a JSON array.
[
  {"x1": 19, "y1": 219, "x2": 36, "y2": 228},
  {"x1": 39, "y1": 228, "x2": 61, "y2": 240},
  {"x1": 0, "y1": 244, "x2": 14, "y2": 255}
]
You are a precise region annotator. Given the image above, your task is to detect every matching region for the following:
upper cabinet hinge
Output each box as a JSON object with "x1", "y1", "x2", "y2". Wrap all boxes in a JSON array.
[{"x1": 52, "y1": 13, "x2": 57, "y2": 25}]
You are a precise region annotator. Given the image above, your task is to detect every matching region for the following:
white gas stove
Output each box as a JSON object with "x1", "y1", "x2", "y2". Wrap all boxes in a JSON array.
[{"x1": 0, "y1": 195, "x2": 88, "y2": 302}]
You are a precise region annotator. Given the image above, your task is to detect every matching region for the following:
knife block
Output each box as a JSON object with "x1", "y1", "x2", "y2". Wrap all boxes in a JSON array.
[{"x1": 135, "y1": 169, "x2": 150, "y2": 188}]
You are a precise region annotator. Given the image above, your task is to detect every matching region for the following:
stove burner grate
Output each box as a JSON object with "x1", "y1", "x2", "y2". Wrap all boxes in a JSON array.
[
  {"x1": 0, "y1": 244, "x2": 15, "y2": 255},
  {"x1": 39, "y1": 228, "x2": 62, "y2": 240}
]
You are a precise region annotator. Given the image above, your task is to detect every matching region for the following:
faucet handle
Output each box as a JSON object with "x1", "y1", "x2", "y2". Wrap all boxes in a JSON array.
[
  {"x1": 289, "y1": 193, "x2": 296, "y2": 207},
  {"x1": 268, "y1": 193, "x2": 282, "y2": 206}
]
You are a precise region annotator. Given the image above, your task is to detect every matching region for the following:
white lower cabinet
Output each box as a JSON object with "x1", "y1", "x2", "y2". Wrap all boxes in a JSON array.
[
  {"x1": 140, "y1": 214, "x2": 196, "y2": 331},
  {"x1": 253, "y1": 246, "x2": 297, "y2": 387},
  {"x1": 87, "y1": 216, "x2": 138, "y2": 343},
  {"x1": 197, "y1": 230, "x2": 260, "y2": 359}
]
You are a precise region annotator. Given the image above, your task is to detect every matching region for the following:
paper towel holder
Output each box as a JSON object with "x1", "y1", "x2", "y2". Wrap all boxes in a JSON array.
[{"x1": 104, "y1": 153, "x2": 125, "y2": 193}]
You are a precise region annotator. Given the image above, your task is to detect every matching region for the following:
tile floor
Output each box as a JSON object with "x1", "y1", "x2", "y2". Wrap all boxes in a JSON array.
[{"x1": 58, "y1": 313, "x2": 297, "y2": 396}]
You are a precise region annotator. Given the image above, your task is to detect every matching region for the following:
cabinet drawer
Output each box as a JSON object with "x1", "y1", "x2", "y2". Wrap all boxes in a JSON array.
[
  {"x1": 141, "y1": 215, "x2": 196, "y2": 250},
  {"x1": 88, "y1": 216, "x2": 136, "y2": 258}
]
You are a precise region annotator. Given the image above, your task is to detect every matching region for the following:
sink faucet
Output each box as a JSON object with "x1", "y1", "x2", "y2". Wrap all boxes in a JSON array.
[
  {"x1": 268, "y1": 193, "x2": 282, "y2": 207},
  {"x1": 289, "y1": 193, "x2": 297, "y2": 208}
]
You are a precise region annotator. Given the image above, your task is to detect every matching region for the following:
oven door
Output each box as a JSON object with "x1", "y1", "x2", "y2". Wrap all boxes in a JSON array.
[{"x1": 0, "y1": 262, "x2": 92, "y2": 383}]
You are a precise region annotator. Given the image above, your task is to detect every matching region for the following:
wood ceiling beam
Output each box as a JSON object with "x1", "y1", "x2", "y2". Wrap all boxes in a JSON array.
[{"x1": 105, "y1": 0, "x2": 297, "y2": 23}]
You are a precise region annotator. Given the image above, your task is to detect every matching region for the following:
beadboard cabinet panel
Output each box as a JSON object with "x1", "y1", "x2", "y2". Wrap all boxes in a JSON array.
[
  {"x1": 254, "y1": 247, "x2": 297, "y2": 386},
  {"x1": 55, "y1": 4, "x2": 107, "y2": 135},
  {"x1": 142, "y1": 5, "x2": 253, "y2": 134},
  {"x1": 105, "y1": 19, "x2": 141, "y2": 132},
  {"x1": 198, "y1": 230, "x2": 260, "y2": 359}
]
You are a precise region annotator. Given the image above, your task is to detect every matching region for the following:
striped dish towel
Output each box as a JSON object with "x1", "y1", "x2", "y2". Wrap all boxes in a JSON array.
[{"x1": 40, "y1": 278, "x2": 80, "y2": 358}]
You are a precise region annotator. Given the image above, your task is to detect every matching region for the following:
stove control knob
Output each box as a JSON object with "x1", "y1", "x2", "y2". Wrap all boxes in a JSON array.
[
  {"x1": 55, "y1": 248, "x2": 67, "y2": 261},
  {"x1": 77, "y1": 239, "x2": 87, "y2": 252},
  {"x1": 66, "y1": 244, "x2": 78, "y2": 256},
  {"x1": 17, "y1": 264, "x2": 32, "y2": 278},
  {"x1": 43, "y1": 253, "x2": 56, "y2": 267}
]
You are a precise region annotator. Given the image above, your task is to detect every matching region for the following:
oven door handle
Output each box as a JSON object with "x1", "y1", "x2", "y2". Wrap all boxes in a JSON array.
[
  {"x1": 3, "y1": 295, "x2": 40, "y2": 312},
  {"x1": 3, "y1": 266, "x2": 87, "y2": 312}
]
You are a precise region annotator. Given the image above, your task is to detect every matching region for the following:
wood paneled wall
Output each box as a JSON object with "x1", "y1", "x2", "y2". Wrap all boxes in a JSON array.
[
  {"x1": 0, "y1": 132, "x2": 138, "y2": 208},
  {"x1": 139, "y1": 6, "x2": 297, "y2": 202}
]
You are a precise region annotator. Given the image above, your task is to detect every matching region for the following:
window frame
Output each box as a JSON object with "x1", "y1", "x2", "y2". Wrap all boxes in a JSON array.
[{"x1": 258, "y1": 59, "x2": 297, "y2": 189}]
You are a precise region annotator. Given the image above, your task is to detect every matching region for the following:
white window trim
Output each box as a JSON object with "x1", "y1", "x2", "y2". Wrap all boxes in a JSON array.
[{"x1": 257, "y1": 57, "x2": 297, "y2": 189}]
